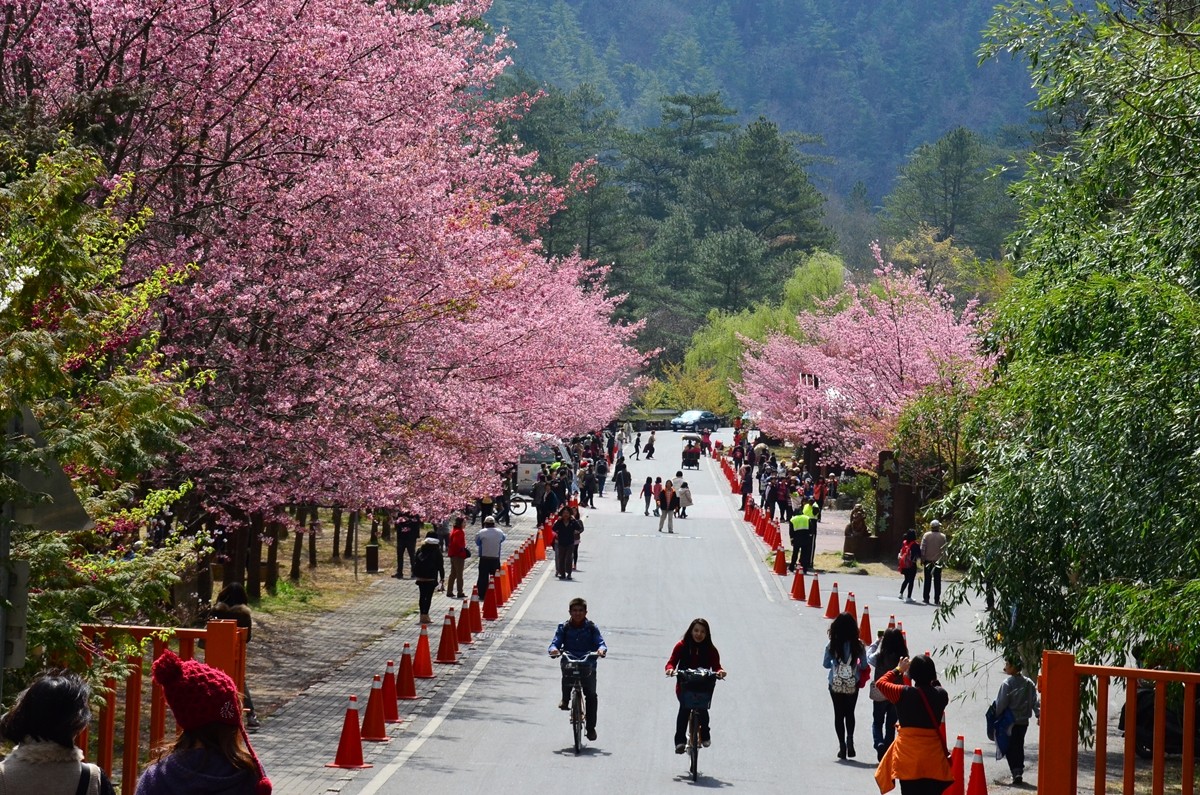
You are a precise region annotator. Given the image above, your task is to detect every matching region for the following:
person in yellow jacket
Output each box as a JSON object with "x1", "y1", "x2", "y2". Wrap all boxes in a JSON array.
[{"x1": 874, "y1": 654, "x2": 954, "y2": 795}]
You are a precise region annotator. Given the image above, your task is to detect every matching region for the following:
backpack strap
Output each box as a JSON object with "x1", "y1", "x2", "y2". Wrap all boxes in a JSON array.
[{"x1": 75, "y1": 765, "x2": 93, "y2": 795}]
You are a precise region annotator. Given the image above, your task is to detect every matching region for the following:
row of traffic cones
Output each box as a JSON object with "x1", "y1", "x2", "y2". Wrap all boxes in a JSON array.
[{"x1": 329, "y1": 527, "x2": 547, "y2": 768}]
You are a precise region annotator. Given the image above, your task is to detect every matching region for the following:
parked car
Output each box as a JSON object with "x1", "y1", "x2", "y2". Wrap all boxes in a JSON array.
[{"x1": 670, "y1": 410, "x2": 721, "y2": 432}]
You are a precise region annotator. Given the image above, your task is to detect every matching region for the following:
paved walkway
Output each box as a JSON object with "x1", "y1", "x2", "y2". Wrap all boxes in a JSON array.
[{"x1": 249, "y1": 511, "x2": 543, "y2": 794}]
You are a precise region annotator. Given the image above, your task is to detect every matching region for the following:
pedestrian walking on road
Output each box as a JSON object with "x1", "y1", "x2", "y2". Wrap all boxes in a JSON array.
[
  {"x1": 665, "y1": 618, "x2": 726, "y2": 753},
  {"x1": 0, "y1": 671, "x2": 118, "y2": 795},
  {"x1": 873, "y1": 654, "x2": 953, "y2": 795},
  {"x1": 867, "y1": 628, "x2": 909, "y2": 760},
  {"x1": 994, "y1": 657, "x2": 1039, "y2": 786},
  {"x1": 633, "y1": 432, "x2": 642, "y2": 460},
  {"x1": 657, "y1": 480, "x2": 679, "y2": 533},
  {"x1": 677, "y1": 482, "x2": 693, "y2": 518},
  {"x1": 446, "y1": 516, "x2": 469, "y2": 599},
  {"x1": 919, "y1": 520, "x2": 947, "y2": 605},
  {"x1": 393, "y1": 513, "x2": 421, "y2": 579},
  {"x1": 644, "y1": 431, "x2": 656, "y2": 460},
  {"x1": 136, "y1": 650, "x2": 272, "y2": 795},
  {"x1": 612, "y1": 463, "x2": 632, "y2": 512},
  {"x1": 897, "y1": 530, "x2": 921, "y2": 603},
  {"x1": 475, "y1": 515, "x2": 506, "y2": 603},
  {"x1": 640, "y1": 476, "x2": 654, "y2": 516},
  {"x1": 413, "y1": 531, "x2": 445, "y2": 625},
  {"x1": 823, "y1": 611, "x2": 870, "y2": 760}
]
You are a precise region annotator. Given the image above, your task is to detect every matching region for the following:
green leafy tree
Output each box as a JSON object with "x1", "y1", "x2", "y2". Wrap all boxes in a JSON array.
[
  {"x1": 942, "y1": 0, "x2": 1200, "y2": 673},
  {"x1": 1, "y1": 139, "x2": 201, "y2": 680}
]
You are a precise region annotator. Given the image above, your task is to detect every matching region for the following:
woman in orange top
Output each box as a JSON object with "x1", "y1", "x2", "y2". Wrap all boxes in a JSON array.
[{"x1": 873, "y1": 654, "x2": 953, "y2": 795}]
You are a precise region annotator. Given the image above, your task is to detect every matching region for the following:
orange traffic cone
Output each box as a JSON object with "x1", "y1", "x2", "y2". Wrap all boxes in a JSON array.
[
  {"x1": 888, "y1": 614, "x2": 896, "y2": 630},
  {"x1": 483, "y1": 578, "x2": 499, "y2": 620},
  {"x1": 326, "y1": 695, "x2": 372, "y2": 768},
  {"x1": 948, "y1": 735, "x2": 965, "y2": 795},
  {"x1": 458, "y1": 599, "x2": 473, "y2": 645},
  {"x1": 789, "y1": 567, "x2": 806, "y2": 600},
  {"x1": 844, "y1": 592, "x2": 858, "y2": 622},
  {"x1": 381, "y1": 660, "x2": 401, "y2": 723},
  {"x1": 859, "y1": 606, "x2": 873, "y2": 645},
  {"x1": 773, "y1": 546, "x2": 788, "y2": 575},
  {"x1": 469, "y1": 590, "x2": 483, "y2": 634},
  {"x1": 966, "y1": 747, "x2": 988, "y2": 795},
  {"x1": 435, "y1": 612, "x2": 459, "y2": 664},
  {"x1": 535, "y1": 530, "x2": 546, "y2": 561},
  {"x1": 414, "y1": 624, "x2": 435, "y2": 679},
  {"x1": 824, "y1": 581, "x2": 841, "y2": 619},
  {"x1": 807, "y1": 573, "x2": 822, "y2": 608},
  {"x1": 360, "y1": 675, "x2": 389, "y2": 742},
  {"x1": 447, "y1": 608, "x2": 461, "y2": 656},
  {"x1": 397, "y1": 644, "x2": 419, "y2": 699}
]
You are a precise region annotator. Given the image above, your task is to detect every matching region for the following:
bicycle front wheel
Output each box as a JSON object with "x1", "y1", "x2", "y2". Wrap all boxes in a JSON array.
[
  {"x1": 688, "y1": 709, "x2": 699, "y2": 781},
  {"x1": 509, "y1": 498, "x2": 527, "y2": 516},
  {"x1": 571, "y1": 687, "x2": 583, "y2": 754}
]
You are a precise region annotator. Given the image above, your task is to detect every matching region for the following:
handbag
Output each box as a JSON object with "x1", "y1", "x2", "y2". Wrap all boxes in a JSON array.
[{"x1": 915, "y1": 685, "x2": 952, "y2": 761}]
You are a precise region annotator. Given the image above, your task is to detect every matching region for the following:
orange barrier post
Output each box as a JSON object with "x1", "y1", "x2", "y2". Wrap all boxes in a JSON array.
[
  {"x1": 807, "y1": 574, "x2": 822, "y2": 608},
  {"x1": 414, "y1": 625, "x2": 435, "y2": 679},
  {"x1": 859, "y1": 606, "x2": 873, "y2": 645},
  {"x1": 397, "y1": 644, "x2": 419, "y2": 699},
  {"x1": 360, "y1": 675, "x2": 390, "y2": 742},
  {"x1": 824, "y1": 582, "x2": 841, "y2": 619},
  {"x1": 483, "y1": 577, "x2": 499, "y2": 621},
  {"x1": 789, "y1": 567, "x2": 806, "y2": 601},
  {"x1": 773, "y1": 546, "x2": 788, "y2": 575},
  {"x1": 948, "y1": 735, "x2": 965, "y2": 795},
  {"x1": 435, "y1": 612, "x2": 459, "y2": 664},
  {"x1": 469, "y1": 589, "x2": 483, "y2": 634},
  {"x1": 457, "y1": 600, "x2": 473, "y2": 645},
  {"x1": 845, "y1": 592, "x2": 858, "y2": 622},
  {"x1": 381, "y1": 660, "x2": 401, "y2": 723},
  {"x1": 966, "y1": 748, "x2": 988, "y2": 795},
  {"x1": 326, "y1": 695, "x2": 372, "y2": 768}
]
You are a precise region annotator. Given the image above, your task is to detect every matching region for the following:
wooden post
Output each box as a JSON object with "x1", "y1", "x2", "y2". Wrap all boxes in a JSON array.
[{"x1": 1038, "y1": 650, "x2": 1080, "y2": 793}]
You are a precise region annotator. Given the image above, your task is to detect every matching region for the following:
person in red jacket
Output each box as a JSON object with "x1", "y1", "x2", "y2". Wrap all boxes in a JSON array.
[
  {"x1": 664, "y1": 619, "x2": 727, "y2": 753},
  {"x1": 446, "y1": 516, "x2": 469, "y2": 599}
]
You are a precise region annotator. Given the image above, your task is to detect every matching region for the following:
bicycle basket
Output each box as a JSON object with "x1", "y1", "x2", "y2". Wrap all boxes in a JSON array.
[
  {"x1": 562, "y1": 661, "x2": 583, "y2": 677},
  {"x1": 680, "y1": 689, "x2": 713, "y2": 710}
]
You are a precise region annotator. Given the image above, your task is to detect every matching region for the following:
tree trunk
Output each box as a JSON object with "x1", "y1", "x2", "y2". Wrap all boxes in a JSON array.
[
  {"x1": 331, "y1": 507, "x2": 343, "y2": 560},
  {"x1": 265, "y1": 521, "x2": 280, "y2": 595},
  {"x1": 289, "y1": 506, "x2": 307, "y2": 581},
  {"x1": 381, "y1": 512, "x2": 392, "y2": 542},
  {"x1": 344, "y1": 510, "x2": 357, "y2": 558},
  {"x1": 247, "y1": 512, "x2": 264, "y2": 600},
  {"x1": 308, "y1": 505, "x2": 319, "y2": 568},
  {"x1": 230, "y1": 511, "x2": 249, "y2": 587}
]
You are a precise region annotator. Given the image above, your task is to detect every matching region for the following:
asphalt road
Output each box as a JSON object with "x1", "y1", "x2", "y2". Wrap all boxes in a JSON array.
[{"x1": 340, "y1": 430, "x2": 1021, "y2": 794}]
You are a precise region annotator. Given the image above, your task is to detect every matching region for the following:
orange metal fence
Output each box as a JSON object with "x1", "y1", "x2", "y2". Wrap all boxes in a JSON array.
[
  {"x1": 1040, "y1": 649, "x2": 1200, "y2": 794},
  {"x1": 77, "y1": 620, "x2": 247, "y2": 794}
]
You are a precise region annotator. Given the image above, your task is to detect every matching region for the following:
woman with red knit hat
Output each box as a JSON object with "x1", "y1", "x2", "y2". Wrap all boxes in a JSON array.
[{"x1": 135, "y1": 649, "x2": 271, "y2": 795}]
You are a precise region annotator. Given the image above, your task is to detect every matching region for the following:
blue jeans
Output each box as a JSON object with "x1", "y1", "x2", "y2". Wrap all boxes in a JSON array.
[{"x1": 873, "y1": 699, "x2": 898, "y2": 755}]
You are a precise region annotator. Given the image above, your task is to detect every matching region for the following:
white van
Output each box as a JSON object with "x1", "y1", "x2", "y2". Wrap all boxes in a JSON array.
[{"x1": 515, "y1": 434, "x2": 573, "y2": 494}]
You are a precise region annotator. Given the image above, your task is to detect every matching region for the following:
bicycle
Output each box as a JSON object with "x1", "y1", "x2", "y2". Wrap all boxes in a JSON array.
[
  {"x1": 671, "y1": 667, "x2": 720, "y2": 781},
  {"x1": 507, "y1": 493, "x2": 529, "y2": 516},
  {"x1": 554, "y1": 651, "x2": 599, "y2": 754}
]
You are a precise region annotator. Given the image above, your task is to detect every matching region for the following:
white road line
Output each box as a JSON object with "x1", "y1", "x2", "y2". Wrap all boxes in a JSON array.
[
  {"x1": 356, "y1": 563, "x2": 555, "y2": 793},
  {"x1": 703, "y1": 457, "x2": 776, "y2": 603}
]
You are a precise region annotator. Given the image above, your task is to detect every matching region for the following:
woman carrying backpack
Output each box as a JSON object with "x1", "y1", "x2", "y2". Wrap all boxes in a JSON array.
[
  {"x1": 823, "y1": 611, "x2": 871, "y2": 760},
  {"x1": 898, "y1": 530, "x2": 921, "y2": 603}
]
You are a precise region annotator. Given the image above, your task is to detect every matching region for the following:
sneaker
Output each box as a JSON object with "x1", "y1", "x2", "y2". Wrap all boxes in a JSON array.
[
  {"x1": 586, "y1": 728, "x2": 597, "y2": 741},
  {"x1": 557, "y1": 701, "x2": 568, "y2": 710},
  {"x1": 245, "y1": 714, "x2": 261, "y2": 729},
  {"x1": 675, "y1": 743, "x2": 686, "y2": 754},
  {"x1": 701, "y1": 740, "x2": 711, "y2": 748},
  {"x1": 1012, "y1": 776, "x2": 1023, "y2": 786}
]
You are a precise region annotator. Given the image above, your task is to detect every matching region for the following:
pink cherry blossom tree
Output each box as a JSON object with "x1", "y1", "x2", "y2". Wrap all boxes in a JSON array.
[
  {"x1": 736, "y1": 245, "x2": 991, "y2": 468},
  {"x1": 2, "y1": 0, "x2": 643, "y2": 528}
]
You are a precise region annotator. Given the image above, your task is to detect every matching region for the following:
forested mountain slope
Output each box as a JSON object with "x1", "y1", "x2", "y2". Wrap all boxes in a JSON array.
[{"x1": 486, "y1": 0, "x2": 1033, "y2": 199}]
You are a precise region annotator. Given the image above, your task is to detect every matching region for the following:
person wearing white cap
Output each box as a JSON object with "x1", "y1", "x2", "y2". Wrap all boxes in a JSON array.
[{"x1": 919, "y1": 520, "x2": 947, "y2": 605}]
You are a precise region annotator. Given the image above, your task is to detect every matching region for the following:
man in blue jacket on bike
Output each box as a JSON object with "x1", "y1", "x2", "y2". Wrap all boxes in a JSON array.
[{"x1": 548, "y1": 597, "x2": 608, "y2": 741}]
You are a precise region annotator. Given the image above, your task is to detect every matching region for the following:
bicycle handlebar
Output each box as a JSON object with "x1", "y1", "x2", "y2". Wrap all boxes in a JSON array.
[{"x1": 555, "y1": 650, "x2": 601, "y2": 663}]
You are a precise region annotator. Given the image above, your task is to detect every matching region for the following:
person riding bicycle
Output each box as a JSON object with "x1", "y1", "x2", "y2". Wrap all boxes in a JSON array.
[
  {"x1": 665, "y1": 618, "x2": 726, "y2": 754},
  {"x1": 547, "y1": 597, "x2": 608, "y2": 742}
]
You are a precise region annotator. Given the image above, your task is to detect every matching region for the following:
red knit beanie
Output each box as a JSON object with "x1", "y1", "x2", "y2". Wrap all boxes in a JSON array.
[{"x1": 152, "y1": 650, "x2": 273, "y2": 794}]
